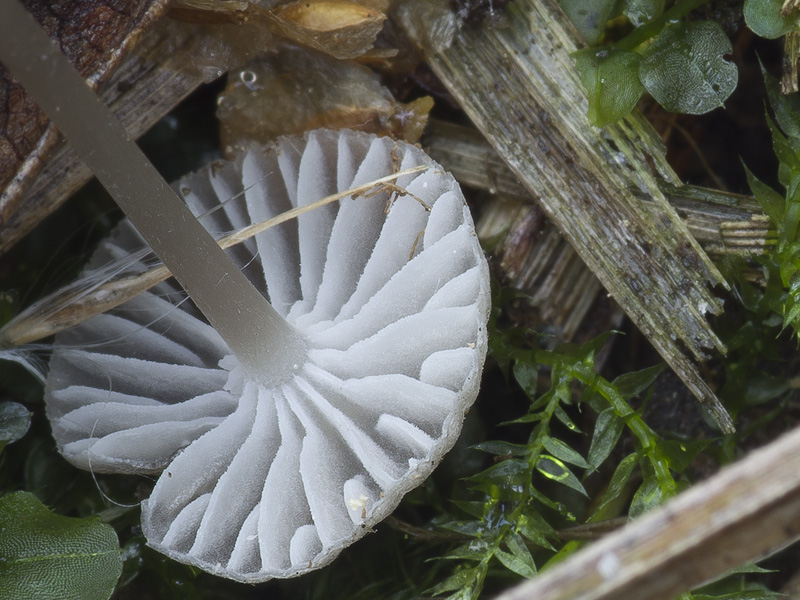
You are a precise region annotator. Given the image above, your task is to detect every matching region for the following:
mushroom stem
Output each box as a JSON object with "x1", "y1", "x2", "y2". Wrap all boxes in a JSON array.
[{"x1": 0, "y1": 0, "x2": 306, "y2": 382}]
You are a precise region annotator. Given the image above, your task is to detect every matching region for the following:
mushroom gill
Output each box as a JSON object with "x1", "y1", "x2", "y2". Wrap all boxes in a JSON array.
[{"x1": 44, "y1": 128, "x2": 490, "y2": 582}]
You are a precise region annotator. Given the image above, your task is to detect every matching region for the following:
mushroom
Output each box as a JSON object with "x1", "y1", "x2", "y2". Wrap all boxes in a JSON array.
[{"x1": 44, "y1": 128, "x2": 490, "y2": 582}]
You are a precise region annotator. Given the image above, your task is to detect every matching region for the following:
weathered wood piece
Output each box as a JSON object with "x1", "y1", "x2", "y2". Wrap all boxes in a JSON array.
[
  {"x1": 494, "y1": 423, "x2": 800, "y2": 600},
  {"x1": 425, "y1": 120, "x2": 774, "y2": 261},
  {"x1": 403, "y1": 0, "x2": 735, "y2": 432},
  {"x1": 0, "y1": 19, "x2": 223, "y2": 254},
  {"x1": 0, "y1": 0, "x2": 171, "y2": 230},
  {"x1": 476, "y1": 196, "x2": 613, "y2": 343}
]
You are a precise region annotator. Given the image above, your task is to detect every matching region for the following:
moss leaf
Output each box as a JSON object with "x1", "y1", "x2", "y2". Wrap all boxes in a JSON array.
[
  {"x1": 0, "y1": 491, "x2": 122, "y2": 600},
  {"x1": 587, "y1": 407, "x2": 624, "y2": 471},
  {"x1": 574, "y1": 47, "x2": 645, "y2": 126},
  {"x1": 629, "y1": 473, "x2": 663, "y2": 518},
  {"x1": 612, "y1": 363, "x2": 665, "y2": 398},
  {"x1": 763, "y1": 64, "x2": 800, "y2": 149},
  {"x1": 543, "y1": 437, "x2": 591, "y2": 469},
  {"x1": 657, "y1": 439, "x2": 710, "y2": 472},
  {"x1": 592, "y1": 452, "x2": 638, "y2": 517},
  {"x1": 425, "y1": 566, "x2": 480, "y2": 596},
  {"x1": 621, "y1": 0, "x2": 664, "y2": 27},
  {"x1": 639, "y1": 21, "x2": 738, "y2": 114},
  {"x1": 744, "y1": 162, "x2": 785, "y2": 223},
  {"x1": 559, "y1": 0, "x2": 619, "y2": 45},
  {"x1": 0, "y1": 401, "x2": 31, "y2": 453},
  {"x1": 744, "y1": 0, "x2": 798, "y2": 39},
  {"x1": 535, "y1": 456, "x2": 588, "y2": 496},
  {"x1": 495, "y1": 547, "x2": 536, "y2": 579}
]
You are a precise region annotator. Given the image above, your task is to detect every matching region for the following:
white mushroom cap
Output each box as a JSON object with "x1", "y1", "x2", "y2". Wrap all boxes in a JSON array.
[{"x1": 44, "y1": 129, "x2": 490, "y2": 582}]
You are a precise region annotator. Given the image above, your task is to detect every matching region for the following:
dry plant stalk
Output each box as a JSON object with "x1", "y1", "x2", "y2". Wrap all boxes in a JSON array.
[
  {"x1": 494, "y1": 423, "x2": 800, "y2": 600},
  {"x1": 0, "y1": 166, "x2": 428, "y2": 348},
  {"x1": 403, "y1": 0, "x2": 735, "y2": 432},
  {"x1": 426, "y1": 121, "x2": 775, "y2": 260},
  {"x1": 475, "y1": 197, "x2": 614, "y2": 343},
  {"x1": 783, "y1": 31, "x2": 800, "y2": 94},
  {"x1": 662, "y1": 183, "x2": 775, "y2": 258}
]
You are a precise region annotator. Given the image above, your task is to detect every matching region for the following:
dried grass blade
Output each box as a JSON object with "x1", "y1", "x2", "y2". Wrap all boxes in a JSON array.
[{"x1": 0, "y1": 166, "x2": 427, "y2": 348}]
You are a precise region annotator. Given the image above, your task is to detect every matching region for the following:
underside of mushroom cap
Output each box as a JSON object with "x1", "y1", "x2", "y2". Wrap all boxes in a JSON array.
[{"x1": 43, "y1": 128, "x2": 491, "y2": 582}]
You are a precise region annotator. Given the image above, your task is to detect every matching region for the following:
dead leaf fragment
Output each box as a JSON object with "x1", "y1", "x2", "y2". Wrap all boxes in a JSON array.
[
  {"x1": 277, "y1": 0, "x2": 381, "y2": 30},
  {"x1": 218, "y1": 46, "x2": 432, "y2": 154},
  {"x1": 269, "y1": 1, "x2": 386, "y2": 59}
]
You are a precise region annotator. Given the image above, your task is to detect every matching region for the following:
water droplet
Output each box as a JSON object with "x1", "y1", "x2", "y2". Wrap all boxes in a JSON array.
[{"x1": 239, "y1": 70, "x2": 260, "y2": 91}]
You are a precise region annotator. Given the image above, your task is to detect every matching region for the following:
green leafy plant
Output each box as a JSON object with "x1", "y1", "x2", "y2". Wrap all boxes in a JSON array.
[
  {"x1": 566, "y1": 0, "x2": 758, "y2": 125},
  {"x1": 744, "y1": 68, "x2": 800, "y2": 341},
  {"x1": 0, "y1": 401, "x2": 30, "y2": 453},
  {"x1": 422, "y1": 296, "x2": 715, "y2": 599},
  {"x1": 744, "y1": 0, "x2": 800, "y2": 40},
  {"x1": 0, "y1": 491, "x2": 123, "y2": 600},
  {"x1": 638, "y1": 21, "x2": 737, "y2": 114}
]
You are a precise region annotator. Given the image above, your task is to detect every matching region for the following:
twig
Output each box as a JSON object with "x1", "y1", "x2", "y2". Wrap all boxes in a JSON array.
[
  {"x1": 383, "y1": 516, "x2": 469, "y2": 542},
  {"x1": 555, "y1": 518, "x2": 628, "y2": 542},
  {"x1": 495, "y1": 424, "x2": 800, "y2": 600}
]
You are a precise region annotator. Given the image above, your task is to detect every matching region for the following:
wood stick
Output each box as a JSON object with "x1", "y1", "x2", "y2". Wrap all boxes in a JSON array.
[
  {"x1": 495, "y1": 424, "x2": 800, "y2": 600},
  {"x1": 400, "y1": 0, "x2": 735, "y2": 432}
]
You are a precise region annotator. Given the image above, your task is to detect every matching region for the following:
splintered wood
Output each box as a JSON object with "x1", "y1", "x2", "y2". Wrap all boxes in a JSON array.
[
  {"x1": 400, "y1": 0, "x2": 736, "y2": 432},
  {"x1": 0, "y1": 0, "x2": 171, "y2": 230}
]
